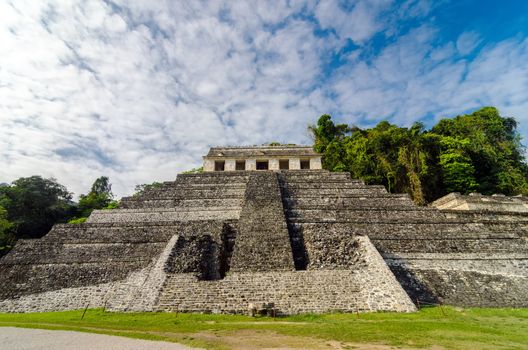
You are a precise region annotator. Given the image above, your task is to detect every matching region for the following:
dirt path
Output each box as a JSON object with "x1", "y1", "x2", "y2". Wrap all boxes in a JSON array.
[
  {"x1": 0, "y1": 327, "x2": 199, "y2": 350},
  {"x1": 183, "y1": 329, "x2": 438, "y2": 350},
  {"x1": 0, "y1": 324, "x2": 441, "y2": 350}
]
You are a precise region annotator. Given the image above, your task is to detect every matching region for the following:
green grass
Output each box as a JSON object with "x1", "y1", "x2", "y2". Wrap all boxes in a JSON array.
[{"x1": 0, "y1": 307, "x2": 527, "y2": 349}]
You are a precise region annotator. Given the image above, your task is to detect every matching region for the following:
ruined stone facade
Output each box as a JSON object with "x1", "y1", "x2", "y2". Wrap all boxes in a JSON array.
[
  {"x1": 203, "y1": 146, "x2": 322, "y2": 172},
  {"x1": 431, "y1": 192, "x2": 528, "y2": 212},
  {"x1": 0, "y1": 147, "x2": 527, "y2": 314}
]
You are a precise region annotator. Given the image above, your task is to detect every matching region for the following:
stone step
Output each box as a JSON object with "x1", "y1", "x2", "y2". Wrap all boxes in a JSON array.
[
  {"x1": 284, "y1": 187, "x2": 389, "y2": 196},
  {"x1": 230, "y1": 172, "x2": 294, "y2": 272},
  {"x1": 120, "y1": 198, "x2": 243, "y2": 210},
  {"x1": 167, "y1": 182, "x2": 247, "y2": 188},
  {"x1": 284, "y1": 197, "x2": 414, "y2": 208},
  {"x1": 441, "y1": 210, "x2": 528, "y2": 223},
  {"x1": 155, "y1": 268, "x2": 414, "y2": 314},
  {"x1": 372, "y1": 237, "x2": 528, "y2": 253},
  {"x1": 140, "y1": 188, "x2": 246, "y2": 198},
  {"x1": 281, "y1": 183, "x2": 379, "y2": 190},
  {"x1": 0, "y1": 260, "x2": 147, "y2": 300},
  {"x1": 285, "y1": 207, "x2": 442, "y2": 221},
  {"x1": 87, "y1": 208, "x2": 240, "y2": 224},
  {"x1": 176, "y1": 173, "x2": 251, "y2": 181},
  {"x1": 279, "y1": 171, "x2": 348, "y2": 178},
  {"x1": 120, "y1": 199, "x2": 174, "y2": 209},
  {"x1": 293, "y1": 222, "x2": 528, "y2": 238},
  {"x1": 2, "y1": 241, "x2": 165, "y2": 264},
  {"x1": 280, "y1": 178, "x2": 357, "y2": 184},
  {"x1": 43, "y1": 220, "x2": 230, "y2": 243}
]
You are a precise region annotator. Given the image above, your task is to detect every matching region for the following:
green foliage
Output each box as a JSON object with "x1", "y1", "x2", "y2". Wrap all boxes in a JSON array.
[
  {"x1": 310, "y1": 107, "x2": 528, "y2": 203},
  {"x1": 77, "y1": 176, "x2": 114, "y2": 218},
  {"x1": 0, "y1": 175, "x2": 118, "y2": 252},
  {"x1": 308, "y1": 114, "x2": 349, "y2": 154},
  {"x1": 89, "y1": 176, "x2": 113, "y2": 197},
  {"x1": 133, "y1": 181, "x2": 163, "y2": 197},
  {"x1": 67, "y1": 217, "x2": 87, "y2": 225},
  {"x1": 103, "y1": 200, "x2": 119, "y2": 210},
  {"x1": 0, "y1": 205, "x2": 15, "y2": 255},
  {"x1": 0, "y1": 176, "x2": 75, "y2": 239},
  {"x1": 265, "y1": 142, "x2": 298, "y2": 146},
  {"x1": 182, "y1": 167, "x2": 204, "y2": 174}
]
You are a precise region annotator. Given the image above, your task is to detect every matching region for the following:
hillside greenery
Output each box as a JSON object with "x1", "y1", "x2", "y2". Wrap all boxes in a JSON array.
[{"x1": 310, "y1": 107, "x2": 528, "y2": 204}]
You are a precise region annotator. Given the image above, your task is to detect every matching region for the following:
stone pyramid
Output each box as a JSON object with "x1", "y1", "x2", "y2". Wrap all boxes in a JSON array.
[{"x1": 1, "y1": 167, "x2": 527, "y2": 314}]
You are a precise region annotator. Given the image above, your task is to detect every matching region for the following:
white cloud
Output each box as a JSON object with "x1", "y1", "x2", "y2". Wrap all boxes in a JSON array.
[
  {"x1": 456, "y1": 31, "x2": 482, "y2": 55},
  {"x1": 328, "y1": 26, "x2": 528, "y2": 131},
  {"x1": 315, "y1": 0, "x2": 393, "y2": 43}
]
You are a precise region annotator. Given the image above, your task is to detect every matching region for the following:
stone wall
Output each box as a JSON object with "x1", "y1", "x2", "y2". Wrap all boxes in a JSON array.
[
  {"x1": 431, "y1": 192, "x2": 528, "y2": 212},
  {"x1": 156, "y1": 236, "x2": 415, "y2": 314},
  {"x1": 0, "y1": 235, "x2": 179, "y2": 313},
  {"x1": 0, "y1": 235, "x2": 164, "y2": 299},
  {"x1": 106, "y1": 235, "x2": 180, "y2": 312}
]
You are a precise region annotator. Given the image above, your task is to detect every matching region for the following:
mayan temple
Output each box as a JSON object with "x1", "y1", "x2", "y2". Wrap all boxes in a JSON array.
[{"x1": 0, "y1": 145, "x2": 527, "y2": 314}]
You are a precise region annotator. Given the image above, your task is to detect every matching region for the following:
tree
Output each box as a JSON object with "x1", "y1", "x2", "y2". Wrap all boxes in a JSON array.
[
  {"x1": 90, "y1": 176, "x2": 113, "y2": 197},
  {"x1": 308, "y1": 114, "x2": 349, "y2": 154},
  {"x1": 133, "y1": 182, "x2": 163, "y2": 197},
  {"x1": 182, "y1": 167, "x2": 203, "y2": 174},
  {"x1": 77, "y1": 176, "x2": 115, "y2": 218},
  {"x1": 0, "y1": 176, "x2": 75, "y2": 239},
  {"x1": 310, "y1": 107, "x2": 528, "y2": 204},
  {"x1": 432, "y1": 107, "x2": 528, "y2": 195},
  {"x1": 0, "y1": 205, "x2": 14, "y2": 255}
]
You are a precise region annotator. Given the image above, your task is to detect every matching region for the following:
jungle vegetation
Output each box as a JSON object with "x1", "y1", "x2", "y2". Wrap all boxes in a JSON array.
[
  {"x1": 309, "y1": 107, "x2": 528, "y2": 204},
  {"x1": 0, "y1": 176, "x2": 116, "y2": 254}
]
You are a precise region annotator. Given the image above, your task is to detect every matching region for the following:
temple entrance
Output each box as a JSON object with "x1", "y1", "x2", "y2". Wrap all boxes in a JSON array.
[
  {"x1": 256, "y1": 160, "x2": 269, "y2": 170},
  {"x1": 279, "y1": 159, "x2": 289, "y2": 170},
  {"x1": 236, "y1": 160, "x2": 245, "y2": 171},
  {"x1": 215, "y1": 160, "x2": 225, "y2": 171},
  {"x1": 300, "y1": 159, "x2": 310, "y2": 170}
]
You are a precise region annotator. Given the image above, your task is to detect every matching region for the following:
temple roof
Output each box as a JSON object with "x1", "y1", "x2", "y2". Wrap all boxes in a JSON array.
[{"x1": 205, "y1": 146, "x2": 320, "y2": 158}]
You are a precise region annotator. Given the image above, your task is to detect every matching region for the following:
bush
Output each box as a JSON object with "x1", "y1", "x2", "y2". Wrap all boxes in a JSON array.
[{"x1": 68, "y1": 217, "x2": 87, "y2": 224}]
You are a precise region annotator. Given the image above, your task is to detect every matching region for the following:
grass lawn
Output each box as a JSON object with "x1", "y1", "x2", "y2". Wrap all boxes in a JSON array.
[{"x1": 0, "y1": 306, "x2": 527, "y2": 349}]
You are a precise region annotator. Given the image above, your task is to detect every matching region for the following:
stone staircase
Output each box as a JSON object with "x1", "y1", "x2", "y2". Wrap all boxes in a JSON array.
[{"x1": 229, "y1": 172, "x2": 294, "y2": 272}]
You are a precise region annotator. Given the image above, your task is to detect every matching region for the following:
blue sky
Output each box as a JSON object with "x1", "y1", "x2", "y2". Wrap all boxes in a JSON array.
[{"x1": 1, "y1": 0, "x2": 528, "y2": 197}]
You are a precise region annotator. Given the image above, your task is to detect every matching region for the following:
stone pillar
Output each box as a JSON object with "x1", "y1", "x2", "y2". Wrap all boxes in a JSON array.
[
  {"x1": 289, "y1": 157, "x2": 300, "y2": 170},
  {"x1": 203, "y1": 158, "x2": 215, "y2": 172},
  {"x1": 269, "y1": 158, "x2": 279, "y2": 170},
  {"x1": 310, "y1": 157, "x2": 322, "y2": 170},
  {"x1": 246, "y1": 158, "x2": 256, "y2": 171},
  {"x1": 225, "y1": 159, "x2": 236, "y2": 171}
]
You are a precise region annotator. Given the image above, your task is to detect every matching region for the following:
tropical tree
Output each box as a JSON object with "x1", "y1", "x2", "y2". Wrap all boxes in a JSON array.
[
  {"x1": 0, "y1": 205, "x2": 14, "y2": 255},
  {"x1": 0, "y1": 176, "x2": 75, "y2": 239},
  {"x1": 77, "y1": 176, "x2": 115, "y2": 218},
  {"x1": 309, "y1": 107, "x2": 528, "y2": 204}
]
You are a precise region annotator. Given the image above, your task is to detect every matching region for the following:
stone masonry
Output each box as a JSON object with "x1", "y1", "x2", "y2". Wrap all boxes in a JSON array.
[{"x1": 0, "y1": 147, "x2": 527, "y2": 314}]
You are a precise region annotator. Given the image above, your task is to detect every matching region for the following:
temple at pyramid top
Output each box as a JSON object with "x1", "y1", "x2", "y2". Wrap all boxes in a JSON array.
[{"x1": 203, "y1": 145, "x2": 322, "y2": 171}]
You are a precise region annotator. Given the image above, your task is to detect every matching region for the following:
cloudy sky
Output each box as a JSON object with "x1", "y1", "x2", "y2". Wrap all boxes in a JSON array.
[{"x1": 1, "y1": 0, "x2": 528, "y2": 198}]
